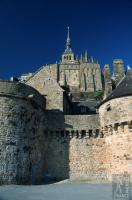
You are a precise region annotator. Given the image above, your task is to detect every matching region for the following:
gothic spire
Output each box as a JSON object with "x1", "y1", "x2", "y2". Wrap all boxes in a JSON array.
[
  {"x1": 63, "y1": 26, "x2": 73, "y2": 54},
  {"x1": 66, "y1": 27, "x2": 71, "y2": 49}
]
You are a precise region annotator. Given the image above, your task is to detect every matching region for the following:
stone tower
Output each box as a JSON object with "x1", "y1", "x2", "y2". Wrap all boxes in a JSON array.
[
  {"x1": 103, "y1": 64, "x2": 112, "y2": 98},
  {"x1": 0, "y1": 80, "x2": 46, "y2": 184},
  {"x1": 59, "y1": 27, "x2": 80, "y2": 92},
  {"x1": 113, "y1": 59, "x2": 125, "y2": 86},
  {"x1": 61, "y1": 27, "x2": 75, "y2": 64},
  {"x1": 98, "y1": 72, "x2": 132, "y2": 178}
]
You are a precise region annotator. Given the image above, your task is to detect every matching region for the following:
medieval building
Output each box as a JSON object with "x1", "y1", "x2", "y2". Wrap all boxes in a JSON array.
[{"x1": 0, "y1": 29, "x2": 132, "y2": 185}]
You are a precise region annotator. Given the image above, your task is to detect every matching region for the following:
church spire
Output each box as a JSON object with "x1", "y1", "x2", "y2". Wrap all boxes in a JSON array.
[
  {"x1": 66, "y1": 27, "x2": 71, "y2": 49},
  {"x1": 61, "y1": 27, "x2": 75, "y2": 63}
]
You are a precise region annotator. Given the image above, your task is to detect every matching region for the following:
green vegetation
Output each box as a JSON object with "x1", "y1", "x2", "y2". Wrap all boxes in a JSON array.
[
  {"x1": 93, "y1": 91, "x2": 104, "y2": 100},
  {"x1": 80, "y1": 91, "x2": 104, "y2": 100}
]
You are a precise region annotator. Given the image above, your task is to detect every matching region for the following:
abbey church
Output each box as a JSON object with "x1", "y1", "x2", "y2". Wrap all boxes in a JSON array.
[
  {"x1": 0, "y1": 28, "x2": 132, "y2": 185},
  {"x1": 21, "y1": 27, "x2": 125, "y2": 114}
]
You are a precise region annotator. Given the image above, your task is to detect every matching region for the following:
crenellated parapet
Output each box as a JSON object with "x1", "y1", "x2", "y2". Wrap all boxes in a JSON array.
[
  {"x1": 44, "y1": 128, "x2": 102, "y2": 139},
  {"x1": 100, "y1": 121, "x2": 132, "y2": 137}
]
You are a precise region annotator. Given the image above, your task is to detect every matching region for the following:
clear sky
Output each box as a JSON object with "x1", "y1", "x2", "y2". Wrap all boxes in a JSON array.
[{"x1": 0, "y1": 0, "x2": 132, "y2": 79}]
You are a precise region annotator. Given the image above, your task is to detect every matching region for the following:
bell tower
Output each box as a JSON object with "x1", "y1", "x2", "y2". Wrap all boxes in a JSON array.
[{"x1": 61, "y1": 27, "x2": 75, "y2": 63}]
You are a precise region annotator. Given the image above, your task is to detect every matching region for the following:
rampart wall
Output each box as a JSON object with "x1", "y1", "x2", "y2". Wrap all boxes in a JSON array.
[
  {"x1": 0, "y1": 81, "x2": 46, "y2": 184},
  {"x1": 99, "y1": 96, "x2": 132, "y2": 180},
  {"x1": 44, "y1": 114, "x2": 108, "y2": 181}
]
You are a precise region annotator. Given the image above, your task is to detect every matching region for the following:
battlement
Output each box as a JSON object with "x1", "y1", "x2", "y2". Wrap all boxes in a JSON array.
[
  {"x1": 101, "y1": 121, "x2": 132, "y2": 137},
  {"x1": 44, "y1": 128, "x2": 101, "y2": 139}
]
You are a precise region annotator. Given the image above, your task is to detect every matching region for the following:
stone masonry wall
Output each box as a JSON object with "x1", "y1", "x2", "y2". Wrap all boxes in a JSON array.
[
  {"x1": 26, "y1": 66, "x2": 64, "y2": 111},
  {"x1": 0, "y1": 81, "x2": 46, "y2": 185},
  {"x1": 99, "y1": 96, "x2": 132, "y2": 180},
  {"x1": 105, "y1": 125, "x2": 132, "y2": 180},
  {"x1": 69, "y1": 136, "x2": 107, "y2": 180},
  {"x1": 99, "y1": 96, "x2": 132, "y2": 127},
  {"x1": 80, "y1": 63, "x2": 102, "y2": 92},
  {"x1": 44, "y1": 129, "x2": 107, "y2": 181},
  {"x1": 44, "y1": 114, "x2": 108, "y2": 181},
  {"x1": 65, "y1": 115, "x2": 99, "y2": 131},
  {"x1": 65, "y1": 115, "x2": 107, "y2": 180}
]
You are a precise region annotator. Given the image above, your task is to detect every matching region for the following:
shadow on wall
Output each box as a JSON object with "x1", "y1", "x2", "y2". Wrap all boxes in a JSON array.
[{"x1": 43, "y1": 109, "x2": 72, "y2": 184}]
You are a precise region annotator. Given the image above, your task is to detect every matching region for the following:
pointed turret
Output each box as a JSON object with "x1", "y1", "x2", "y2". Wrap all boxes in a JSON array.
[
  {"x1": 126, "y1": 65, "x2": 132, "y2": 75},
  {"x1": 76, "y1": 55, "x2": 78, "y2": 61},
  {"x1": 85, "y1": 50, "x2": 88, "y2": 62},
  {"x1": 91, "y1": 57, "x2": 94, "y2": 63},
  {"x1": 80, "y1": 54, "x2": 83, "y2": 63}
]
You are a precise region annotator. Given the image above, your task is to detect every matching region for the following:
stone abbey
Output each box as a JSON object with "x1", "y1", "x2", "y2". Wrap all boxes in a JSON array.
[{"x1": 0, "y1": 28, "x2": 132, "y2": 184}]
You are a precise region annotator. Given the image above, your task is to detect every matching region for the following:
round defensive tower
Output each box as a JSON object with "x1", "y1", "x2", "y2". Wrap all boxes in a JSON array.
[
  {"x1": 0, "y1": 80, "x2": 46, "y2": 184},
  {"x1": 98, "y1": 70, "x2": 132, "y2": 179}
]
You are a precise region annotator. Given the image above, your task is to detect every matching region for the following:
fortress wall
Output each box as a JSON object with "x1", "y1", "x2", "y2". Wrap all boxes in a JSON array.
[
  {"x1": 99, "y1": 96, "x2": 132, "y2": 180},
  {"x1": 99, "y1": 96, "x2": 132, "y2": 127},
  {"x1": 105, "y1": 126, "x2": 132, "y2": 180},
  {"x1": 0, "y1": 81, "x2": 45, "y2": 108},
  {"x1": 65, "y1": 115, "x2": 106, "y2": 180},
  {"x1": 45, "y1": 113, "x2": 100, "y2": 132},
  {"x1": 0, "y1": 81, "x2": 46, "y2": 184},
  {"x1": 69, "y1": 136, "x2": 107, "y2": 180},
  {"x1": 44, "y1": 131, "x2": 70, "y2": 181},
  {"x1": 44, "y1": 114, "x2": 108, "y2": 181},
  {"x1": 44, "y1": 130, "x2": 107, "y2": 181},
  {"x1": 64, "y1": 114, "x2": 100, "y2": 130}
]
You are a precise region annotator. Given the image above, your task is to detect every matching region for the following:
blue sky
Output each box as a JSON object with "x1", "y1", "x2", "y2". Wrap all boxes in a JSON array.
[{"x1": 0, "y1": 0, "x2": 132, "y2": 79}]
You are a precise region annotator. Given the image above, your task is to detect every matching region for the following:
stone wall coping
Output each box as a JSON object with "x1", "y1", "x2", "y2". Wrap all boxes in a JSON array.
[
  {"x1": 0, "y1": 81, "x2": 46, "y2": 110},
  {"x1": 0, "y1": 93, "x2": 45, "y2": 110}
]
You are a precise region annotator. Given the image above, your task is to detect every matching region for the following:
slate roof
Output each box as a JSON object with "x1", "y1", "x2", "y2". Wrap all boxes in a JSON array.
[
  {"x1": 63, "y1": 47, "x2": 73, "y2": 54},
  {"x1": 98, "y1": 71, "x2": 132, "y2": 108}
]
